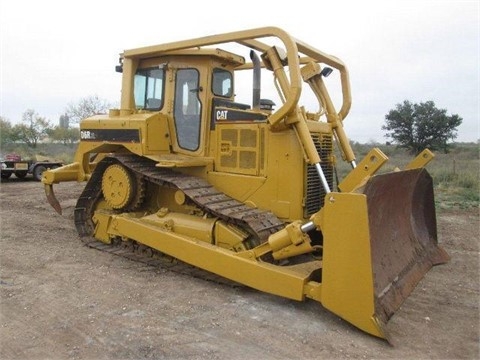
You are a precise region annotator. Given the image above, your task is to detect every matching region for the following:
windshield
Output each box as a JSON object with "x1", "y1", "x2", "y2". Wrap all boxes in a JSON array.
[
  {"x1": 134, "y1": 67, "x2": 165, "y2": 110},
  {"x1": 212, "y1": 68, "x2": 233, "y2": 97}
]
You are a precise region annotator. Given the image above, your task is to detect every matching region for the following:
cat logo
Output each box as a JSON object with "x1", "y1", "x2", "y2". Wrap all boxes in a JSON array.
[{"x1": 216, "y1": 110, "x2": 228, "y2": 120}]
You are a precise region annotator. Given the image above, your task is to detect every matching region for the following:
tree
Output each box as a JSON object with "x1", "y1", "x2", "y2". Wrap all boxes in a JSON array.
[
  {"x1": 65, "y1": 94, "x2": 112, "y2": 123},
  {"x1": 382, "y1": 100, "x2": 463, "y2": 154},
  {"x1": 12, "y1": 109, "x2": 52, "y2": 148},
  {"x1": 0, "y1": 116, "x2": 16, "y2": 145},
  {"x1": 49, "y1": 126, "x2": 80, "y2": 146}
]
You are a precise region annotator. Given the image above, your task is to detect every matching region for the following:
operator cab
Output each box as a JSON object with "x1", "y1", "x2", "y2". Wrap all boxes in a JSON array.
[{"x1": 121, "y1": 48, "x2": 272, "y2": 153}]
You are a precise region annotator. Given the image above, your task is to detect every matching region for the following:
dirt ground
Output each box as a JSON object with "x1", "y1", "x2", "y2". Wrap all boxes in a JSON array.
[{"x1": 0, "y1": 177, "x2": 478, "y2": 360}]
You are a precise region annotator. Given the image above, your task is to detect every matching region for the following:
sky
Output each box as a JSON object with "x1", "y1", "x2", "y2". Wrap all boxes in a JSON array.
[{"x1": 1, "y1": 0, "x2": 479, "y2": 143}]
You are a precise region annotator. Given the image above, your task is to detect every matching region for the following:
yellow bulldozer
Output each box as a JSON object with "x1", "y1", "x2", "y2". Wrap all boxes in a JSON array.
[{"x1": 42, "y1": 27, "x2": 449, "y2": 340}]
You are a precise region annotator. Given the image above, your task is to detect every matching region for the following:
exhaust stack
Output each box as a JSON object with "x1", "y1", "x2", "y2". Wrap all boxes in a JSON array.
[{"x1": 250, "y1": 50, "x2": 261, "y2": 109}]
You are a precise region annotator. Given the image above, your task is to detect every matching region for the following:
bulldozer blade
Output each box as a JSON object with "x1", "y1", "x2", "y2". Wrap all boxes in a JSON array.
[
  {"x1": 363, "y1": 168, "x2": 450, "y2": 324},
  {"x1": 45, "y1": 184, "x2": 62, "y2": 215},
  {"x1": 319, "y1": 168, "x2": 449, "y2": 340}
]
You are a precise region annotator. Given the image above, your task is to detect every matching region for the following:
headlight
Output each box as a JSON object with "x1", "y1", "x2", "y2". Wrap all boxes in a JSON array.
[{"x1": 1, "y1": 163, "x2": 6, "y2": 169}]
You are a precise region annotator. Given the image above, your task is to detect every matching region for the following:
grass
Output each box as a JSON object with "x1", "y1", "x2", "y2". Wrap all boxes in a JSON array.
[
  {"x1": 334, "y1": 142, "x2": 479, "y2": 210},
  {"x1": 428, "y1": 144, "x2": 479, "y2": 209}
]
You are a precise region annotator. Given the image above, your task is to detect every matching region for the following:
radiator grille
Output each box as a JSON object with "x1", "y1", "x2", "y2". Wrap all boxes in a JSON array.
[
  {"x1": 305, "y1": 133, "x2": 333, "y2": 217},
  {"x1": 217, "y1": 126, "x2": 260, "y2": 175}
]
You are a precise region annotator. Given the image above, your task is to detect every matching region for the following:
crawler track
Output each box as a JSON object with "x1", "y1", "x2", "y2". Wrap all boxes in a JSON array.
[{"x1": 73, "y1": 153, "x2": 285, "y2": 284}]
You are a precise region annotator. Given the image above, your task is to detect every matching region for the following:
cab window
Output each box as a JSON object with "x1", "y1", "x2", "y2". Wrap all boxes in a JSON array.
[
  {"x1": 212, "y1": 68, "x2": 232, "y2": 97},
  {"x1": 174, "y1": 69, "x2": 202, "y2": 151},
  {"x1": 134, "y1": 67, "x2": 165, "y2": 110}
]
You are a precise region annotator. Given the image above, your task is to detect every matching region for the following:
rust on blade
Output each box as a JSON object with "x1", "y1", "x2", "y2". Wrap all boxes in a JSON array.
[
  {"x1": 45, "y1": 184, "x2": 62, "y2": 215},
  {"x1": 363, "y1": 168, "x2": 450, "y2": 324}
]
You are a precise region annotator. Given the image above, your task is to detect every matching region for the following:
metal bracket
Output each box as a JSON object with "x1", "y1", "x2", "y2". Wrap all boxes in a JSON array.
[
  {"x1": 338, "y1": 148, "x2": 388, "y2": 193},
  {"x1": 405, "y1": 149, "x2": 435, "y2": 170}
]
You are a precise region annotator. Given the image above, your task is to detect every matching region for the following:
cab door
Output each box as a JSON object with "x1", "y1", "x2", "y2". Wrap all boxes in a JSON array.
[{"x1": 173, "y1": 68, "x2": 204, "y2": 153}]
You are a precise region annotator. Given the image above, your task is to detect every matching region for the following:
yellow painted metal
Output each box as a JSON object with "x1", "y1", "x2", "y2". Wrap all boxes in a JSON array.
[
  {"x1": 320, "y1": 192, "x2": 386, "y2": 339},
  {"x1": 338, "y1": 148, "x2": 388, "y2": 193},
  {"x1": 209, "y1": 128, "x2": 307, "y2": 222},
  {"x1": 94, "y1": 204, "x2": 386, "y2": 339},
  {"x1": 405, "y1": 149, "x2": 435, "y2": 169},
  {"x1": 92, "y1": 210, "x2": 113, "y2": 244},
  {"x1": 101, "y1": 164, "x2": 134, "y2": 209},
  {"x1": 302, "y1": 61, "x2": 355, "y2": 164},
  {"x1": 214, "y1": 222, "x2": 250, "y2": 251},
  {"x1": 42, "y1": 162, "x2": 82, "y2": 184},
  {"x1": 215, "y1": 123, "x2": 263, "y2": 175},
  {"x1": 146, "y1": 116, "x2": 171, "y2": 152},
  {"x1": 153, "y1": 155, "x2": 213, "y2": 168},
  {"x1": 120, "y1": 57, "x2": 138, "y2": 111},
  {"x1": 41, "y1": 26, "x2": 340, "y2": 223},
  {"x1": 103, "y1": 212, "x2": 315, "y2": 301},
  {"x1": 120, "y1": 26, "x2": 352, "y2": 128},
  {"x1": 40, "y1": 26, "x2": 448, "y2": 341},
  {"x1": 268, "y1": 221, "x2": 313, "y2": 260},
  {"x1": 143, "y1": 210, "x2": 216, "y2": 244},
  {"x1": 174, "y1": 190, "x2": 186, "y2": 205},
  {"x1": 263, "y1": 47, "x2": 320, "y2": 165},
  {"x1": 207, "y1": 171, "x2": 266, "y2": 204}
]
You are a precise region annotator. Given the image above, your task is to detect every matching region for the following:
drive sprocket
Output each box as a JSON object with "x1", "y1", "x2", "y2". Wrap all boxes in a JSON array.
[{"x1": 101, "y1": 163, "x2": 145, "y2": 210}]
